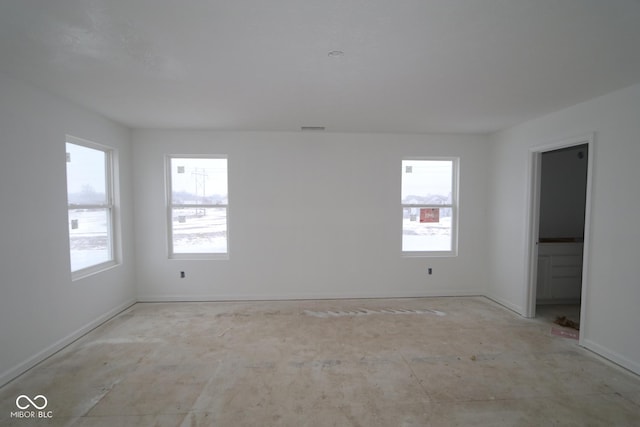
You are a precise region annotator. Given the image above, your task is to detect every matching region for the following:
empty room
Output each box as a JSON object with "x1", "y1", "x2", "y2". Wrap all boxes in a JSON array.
[{"x1": 1, "y1": 1, "x2": 640, "y2": 425}]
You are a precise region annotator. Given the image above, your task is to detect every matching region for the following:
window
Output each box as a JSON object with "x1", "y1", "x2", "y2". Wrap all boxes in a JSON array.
[
  {"x1": 66, "y1": 137, "x2": 116, "y2": 275},
  {"x1": 401, "y1": 158, "x2": 458, "y2": 255},
  {"x1": 167, "y1": 156, "x2": 228, "y2": 257}
]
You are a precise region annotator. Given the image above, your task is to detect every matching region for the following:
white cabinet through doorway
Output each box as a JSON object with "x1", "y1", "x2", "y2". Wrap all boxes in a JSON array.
[{"x1": 536, "y1": 242, "x2": 583, "y2": 303}]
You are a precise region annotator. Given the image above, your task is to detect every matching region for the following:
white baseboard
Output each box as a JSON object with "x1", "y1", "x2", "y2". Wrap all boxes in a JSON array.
[
  {"x1": 582, "y1": 338, "x2": 640, "y2": 377},
  {"x1": 0, "y1": 298, "x2": 136, "y2": 388},
  {"x1": 483, "y1": 294, "x2": 524, "y2": 316},
  {"x1": 136, "y1": 290, "x2": 482, "y2": 302}
]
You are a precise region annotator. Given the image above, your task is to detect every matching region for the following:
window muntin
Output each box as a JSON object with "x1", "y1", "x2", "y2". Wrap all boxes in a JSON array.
[
  {"x1": 168, "y1": 157, "x2": 228, "y2": 257},
  {"x1": 402, "y1": 159, "x2": 458, "y2": 255},
  {"x1": 66, "y1": 139, "x2": 115, "y2": 274}
]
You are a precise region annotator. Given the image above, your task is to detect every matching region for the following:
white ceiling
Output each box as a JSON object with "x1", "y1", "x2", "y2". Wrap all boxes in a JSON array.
[{"x1": 1, "y1": 0, "x2": 640, "y2": 134}]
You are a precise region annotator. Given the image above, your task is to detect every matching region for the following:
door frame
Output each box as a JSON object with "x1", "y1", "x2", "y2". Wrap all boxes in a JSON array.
[{"x1": 524, "y1": 133, "x2": 594, "y2": 344}]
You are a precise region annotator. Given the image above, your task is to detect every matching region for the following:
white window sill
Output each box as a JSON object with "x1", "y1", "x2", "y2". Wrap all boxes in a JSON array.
[{"x1": 71, "y1": 260, "x2": 119, "y2": 281}]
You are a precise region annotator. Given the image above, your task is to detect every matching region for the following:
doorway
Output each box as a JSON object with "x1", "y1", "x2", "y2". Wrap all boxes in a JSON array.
[{"x1": 525, "y1": 134, "x2": 593, "y2": 344}]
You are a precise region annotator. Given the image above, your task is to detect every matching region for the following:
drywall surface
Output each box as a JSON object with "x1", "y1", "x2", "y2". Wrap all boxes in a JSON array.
[
  {"x1": 488, "y1": 83, "x2": 640, "y2": 374},
  {"x1": 539, "y1": 145, "x2": 588, "y2": 239},
  {"x1": 0, "y1": 73, "x2": 136, "y2": 386},
  {"x1": 133, "y1": 131, "x2": 490, "y2": 301}
]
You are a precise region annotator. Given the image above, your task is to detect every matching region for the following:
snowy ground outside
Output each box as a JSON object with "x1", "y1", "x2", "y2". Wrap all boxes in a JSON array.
[
  {"x1": 172, "y1": 207, "x2": 227, "y2": 253},
  {"x1": 402, "y1": 216, "x2": 452, "y2": 252},
  {"x1": 68, "y1": 209, "x2": 110, "y2": 271}
]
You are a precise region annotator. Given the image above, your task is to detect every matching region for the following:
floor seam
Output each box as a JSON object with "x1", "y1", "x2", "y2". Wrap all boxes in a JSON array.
[{"x1": 396, "y1": 349, "x2": 432, "y2": 402}]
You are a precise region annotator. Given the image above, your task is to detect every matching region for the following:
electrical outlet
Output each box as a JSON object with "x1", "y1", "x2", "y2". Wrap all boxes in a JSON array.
[
  {"x1": 428, "y1": 268, "x2": 433, "y2": 275},
  {"x1": 180, "y1": 271, "x2": 185, "y2": 278}
]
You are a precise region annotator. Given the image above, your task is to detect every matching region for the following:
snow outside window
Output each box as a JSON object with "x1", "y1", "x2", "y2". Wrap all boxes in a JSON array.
[
  {"x1": 402, "y1": 159, "x2": 458, "y2": 255},
  {"x1": 168, "y1": 157, "x2": 228, "y2": 258},
  {"x1": 66, "y1": 138, "x2": 116, "y2": 276}
]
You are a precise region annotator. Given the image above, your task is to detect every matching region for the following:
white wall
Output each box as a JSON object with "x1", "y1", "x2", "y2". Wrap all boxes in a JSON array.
[
  {"x1": 133, "y1": 130, "x2": 490, "y2": 301},
  {"x1": 0, "y1": 73, "x2": 136, "y2": 386},
  {"x1": 488, "y1": 83, "x2": 640, "y2": 374}
]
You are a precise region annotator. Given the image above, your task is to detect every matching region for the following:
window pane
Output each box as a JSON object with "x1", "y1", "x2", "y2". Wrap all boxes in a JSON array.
[
  {"x1": 401, "y1": 160, "x2": 452, "y2": 204},
  {"x1": 402, "y1": 207, "x2": 452, "y2": 251},
  {"x1": 171, "y1": 158, "x2": 228, "y2": 205},
  {"x1": 69, "y1": 208, "x2": 111, "y2": 271},
  {"x1": 172, "y1": 207, "x2": 227, "y2": 253},
  {"x1": 66, "y1": 143, "x2": 107, "y2": 205}
]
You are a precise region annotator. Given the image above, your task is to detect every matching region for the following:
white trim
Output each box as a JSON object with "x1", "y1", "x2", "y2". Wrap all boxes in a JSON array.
[
  {"x1": 524, "y1": 133, "x2": 594, "y2": 331},
  {"x1": 66, "y1": 134, "x2": 112, "y2": 153},
  {"x1": 401, "y1": 204, "x2": 454, "y2": 208},
  {"x1": 170, "y1": 253, "x2": 229, "y2": 261},
  {"x1": 137, "y1": 290, "x2": 483, "y2": 303},
  {"x1": 401, "y1": 252, "x2": 457, "y2": 258},
  {"x1": 582, "y1": 339, "x2": 640, "y2": 377},
  {"x1": 484, "y1": 294, "x2": 525, "y2": 316},
  {"x1": 579, "y1": 137, "x2": 595, "y2": 348},
  {"x1": 0, "y1": 299, "x2": 136, "y2": 388},
  {"x1": 71, "y1": 259, "x2": 119, "y2": 281},
  {"x1": 523, "y1": 150, "x2": 541, "y2": 318}
]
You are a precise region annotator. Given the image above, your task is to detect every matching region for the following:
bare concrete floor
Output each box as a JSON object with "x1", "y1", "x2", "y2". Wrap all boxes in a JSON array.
[{"x1": 1, "y1": 297, "x2": 640, "y2": 426}]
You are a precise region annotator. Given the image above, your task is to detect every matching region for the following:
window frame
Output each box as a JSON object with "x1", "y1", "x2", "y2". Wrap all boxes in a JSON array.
[
  {"x1": 166, "y1": 154, "x2": 229, "y2": 260},
  {"x1": 66, "y1": 135, "x2": 118, "y2": 279},
  {"x1": 401, "y1": 157, "x2": 459, "y2": 257}
]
